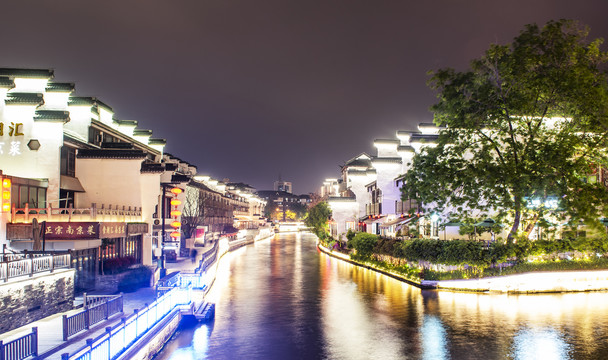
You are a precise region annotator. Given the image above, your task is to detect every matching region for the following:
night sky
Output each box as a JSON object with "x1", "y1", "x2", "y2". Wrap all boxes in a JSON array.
[{"x1": 2, "y1": 1, "x2": 608, "y2": 193}]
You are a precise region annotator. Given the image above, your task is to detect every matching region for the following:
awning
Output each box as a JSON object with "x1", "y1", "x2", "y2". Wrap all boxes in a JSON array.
[
  {"x1": 363, "y1": 216, "x2": 385, "y2": 224},
  {"x1": 381, "y1": 216, "x2": 417, "y2": 228},
  {"x1": 60, "y1": 175, "x2": 85, "y2": 192}
]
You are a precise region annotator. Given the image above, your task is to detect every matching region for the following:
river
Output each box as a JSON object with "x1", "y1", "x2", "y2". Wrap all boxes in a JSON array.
[{"x1": 155, "y1": 232, "x2": 608, "y2": 359}]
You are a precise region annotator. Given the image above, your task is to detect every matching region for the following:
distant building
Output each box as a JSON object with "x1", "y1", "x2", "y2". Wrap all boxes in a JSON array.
[{"x1": 274, "y1": 180, "x2": 292, "y2": 193}]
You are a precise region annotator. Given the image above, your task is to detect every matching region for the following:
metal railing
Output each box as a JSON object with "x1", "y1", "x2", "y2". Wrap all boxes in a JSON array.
[
  {"x1": 0, "y1": 253, "x2": 70, "y2": 282},
  {"x1": 396, "y1": 199, "x2": 418, "y2": 214},
  {"x1": 63, "y1": 294, "x2": 124, "y2": 341},
  {"x1": 63, "y1": 287, "x2": 191, "y2": 360},
  {"x1": 0, "y1": 327, "x2": 37, "y2": 360}
]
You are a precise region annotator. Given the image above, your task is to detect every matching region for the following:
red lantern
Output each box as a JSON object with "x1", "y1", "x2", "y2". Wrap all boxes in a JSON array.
[
  {"x1": 171, "y1": 199, "x2": 182, "y2": 206},
  {"x1": 170, "y1": 221, "x2": 181, "y2": 228},
  {"x1": 170, "y1": 187, "x2": 182, "y2": 195},
  {"x1": 170, "y1": 210, "x2": 182, "y2": 217},
  {"x1": 170, "y1": 231, "x2": 180, "y2": 238}
]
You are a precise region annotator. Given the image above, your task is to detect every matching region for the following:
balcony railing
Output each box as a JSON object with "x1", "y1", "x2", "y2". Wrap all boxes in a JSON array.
[
  {"x1": 11, "y1": 203, "x2": 142, "y2": 224},
  {"x1": 365, "y1": 203, "x2": 381, "y2": 216},
  {"x1": 0, "y1": 253, "x2": 71, "y2": 282},
  {"x1": 396, "y1": 199, "x2": 418, "y2": 214}
]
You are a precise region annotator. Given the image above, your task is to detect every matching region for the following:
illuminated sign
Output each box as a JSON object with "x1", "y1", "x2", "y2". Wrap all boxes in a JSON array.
[
  {"x1": 100, "y1": 222, "x2": 127, "y2": 238},
  {"x1": 43, "y1": 222, "x2": 99, "y2": 240}
]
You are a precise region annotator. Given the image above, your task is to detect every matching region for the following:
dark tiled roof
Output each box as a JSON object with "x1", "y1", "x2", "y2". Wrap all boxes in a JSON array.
[
  {"x1": 95, "y1": 99, "x2": 113, "y2": 113},
  {"x1": 372, "y1": 157, "x2": 403, "y2": 164},
  {"x1": 0, "y1": 77, "x2": 14, "y2": 89},
  {"x1": 148, "y1": 138, "x2": 166, "y2": 146},
  {"x1": 113, "y1": 119, "x2": 138, "y2": 127},
  {"x1": 68, "y1": 96, "x2": 113, "y2": 113},
  {"x1": 410, "y1": 133, "x2": 439, "y2": 142},
  {"x1": 101, "y1": 142, "x2": 133, "y2": 149},
  {"x1": 397, "y1": 145, "x2": 415, "y2": 153},
  {"x1": 141, "y1": 162, "x2": 165, "y2": 173},
  {"x1": 46, "y1": 82, "x2": 74, "y2": 93},
  {"x1": 133, "y1": 129, "x2": 153, "y2": 136},
  {"x1": 0, "y1": 68, "x2": 54, "y2": 79},
  {"x1": 68, "y1": 96, "x2": 96, "y2": 106},
  {"x1": 171, "y1": 173, "x2": 191, "y2": 183},
  {"x1": 5, "y1": 92, "x2": 44, "y2": 105},
  {"x1": 165, "y1": 163, "x2": 178, "y2": 171},
  {"x1": 344, "y1": 158, "x2": 371, "y2": 168},
  {"x1": 34, "y1": 110, "x2": 70, "y2": 123},
  {"x1": 77, "y1": 149, "x2": 147, "y2": 159}
]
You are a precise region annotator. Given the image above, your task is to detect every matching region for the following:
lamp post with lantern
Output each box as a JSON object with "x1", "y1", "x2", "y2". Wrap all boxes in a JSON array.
[{"x1": 160, "y1": 184, "x2": 183, "y2": 278}]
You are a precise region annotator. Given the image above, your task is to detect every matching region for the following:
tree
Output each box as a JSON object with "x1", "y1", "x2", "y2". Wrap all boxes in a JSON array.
[
  {"x1": 305, "y1": 201, "x2": 332, "y2": 239},
  {"x1": 350, "y1": 232, "x2": 378, "y2": 259},
  {"x1": 403, "y1": 20, "x2": 608, "y2": 241},
  {"x1": 181, "y1": 185, "x2": 209, "y2": 247}
]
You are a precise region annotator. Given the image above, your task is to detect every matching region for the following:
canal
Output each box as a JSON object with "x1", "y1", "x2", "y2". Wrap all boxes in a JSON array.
[{"x1": 156, "y1": 232, "x2": 608, "y2": 359}]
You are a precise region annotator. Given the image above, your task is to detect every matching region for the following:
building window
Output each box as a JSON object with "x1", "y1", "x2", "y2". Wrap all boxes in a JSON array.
[
  {"x1": 11, "y1": 184, "x2": 47, "y2": 209},
  {"x1": 60, "y1": 189, "x2": 75, "y2": 209},
  {"x1": 61, "y1": 146, "x2": 76, "y2": 177}
]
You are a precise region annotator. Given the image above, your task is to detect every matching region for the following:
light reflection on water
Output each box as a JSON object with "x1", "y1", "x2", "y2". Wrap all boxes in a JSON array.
[{"x1": 156, "y1": 233, "x2": 608, "y2": 360}]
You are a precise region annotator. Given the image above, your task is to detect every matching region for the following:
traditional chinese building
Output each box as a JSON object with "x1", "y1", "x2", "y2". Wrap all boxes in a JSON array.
[{"x1": 0, "y1": 68, "x2": 174, "y2": 291}]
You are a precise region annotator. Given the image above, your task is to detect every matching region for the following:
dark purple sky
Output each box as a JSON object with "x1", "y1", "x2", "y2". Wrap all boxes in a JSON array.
[{"x1": 2, "y1": 1, "x2": 608, "y2": 193}]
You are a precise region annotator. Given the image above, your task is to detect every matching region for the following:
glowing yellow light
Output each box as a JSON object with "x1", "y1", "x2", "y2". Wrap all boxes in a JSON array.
[
  {"x1": 170, "y1": 210, "x2": 182, "y2": 217},
  {"x1": 2, "y1": 191, "x2": 9, "y2": 200},
  {"x1": 170, "y1": 231, "x2": 180, "y2": 238},
  {"x1": 170, "y1": 187, "x2": 182, "y2": 195},
  {"x1": 171, "y1": 221, "x2": 181, "y2": 228},
  {"x1": 2, "y1": 178, "x2": 11, "y2": 188},
  {"x1": 171, "y1": 199, "x2": 181, "y2": 206},
  {"x1": 2, "y1": 204, "x2": 9, "y2": 212}
]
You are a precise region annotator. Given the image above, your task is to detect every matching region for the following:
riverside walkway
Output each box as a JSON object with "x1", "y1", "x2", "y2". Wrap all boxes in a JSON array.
[{"x1": 0, "y1": 245, "x2": 211, "y2": 360}]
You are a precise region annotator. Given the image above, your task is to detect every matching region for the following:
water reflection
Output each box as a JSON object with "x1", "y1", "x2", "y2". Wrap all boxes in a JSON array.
[
  {"x1": 512, "y1": 327, "x2": 570, "y2": 360},
  {"x1": 156, "y1": 233, "x2": 608, "y2": 360}
]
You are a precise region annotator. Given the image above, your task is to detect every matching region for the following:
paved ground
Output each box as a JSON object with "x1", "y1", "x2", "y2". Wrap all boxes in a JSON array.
[{"x1": 0, "y1": 242, "x2": 215, "y2": 360}]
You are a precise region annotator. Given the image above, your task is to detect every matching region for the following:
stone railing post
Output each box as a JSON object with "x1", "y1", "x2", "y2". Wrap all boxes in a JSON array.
[{"x1": 92, "y1": 203, "x2": 97, "y2": 221}]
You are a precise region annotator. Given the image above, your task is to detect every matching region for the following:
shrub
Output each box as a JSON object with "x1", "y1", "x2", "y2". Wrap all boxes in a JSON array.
[
  {"x1": 350, "y1": 233, "x2": 378, "y2": 259},
  {"x1": 117, "y1": 265, "x2": 153, "y2": 292}
]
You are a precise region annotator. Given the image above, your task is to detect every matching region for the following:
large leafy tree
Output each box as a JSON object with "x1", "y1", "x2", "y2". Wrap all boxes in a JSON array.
[
  {"x1": 305, "y1": 201, "x2": 332, "y2": 239},
  {"x1": 403, "y1": 20, "x2": 608, "y2": 241}
]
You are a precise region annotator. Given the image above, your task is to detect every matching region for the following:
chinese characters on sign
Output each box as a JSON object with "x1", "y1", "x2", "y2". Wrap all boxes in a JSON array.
[
  {"x1": 43, "y1": 222, "x2": 100, "y2": 240},
  {"x1": 0, "y1": 122, "x2": 24, "y2": 157},
  {"x1": 100, "y1": 222, "x2": 127, "y2": 238}
]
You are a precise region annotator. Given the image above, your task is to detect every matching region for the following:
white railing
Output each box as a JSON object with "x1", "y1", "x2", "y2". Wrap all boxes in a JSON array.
[
  {"x1": 0, "y1": 253, "x2": 71, "y2": 282},
  {"x1": 11, "y1": 203, "x2": 143, "y2": 223}
]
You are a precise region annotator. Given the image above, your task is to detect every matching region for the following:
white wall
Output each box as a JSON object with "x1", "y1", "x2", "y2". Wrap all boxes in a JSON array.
[{"x1": 76, "y1": 158, "x2": 145, "y2": 208}]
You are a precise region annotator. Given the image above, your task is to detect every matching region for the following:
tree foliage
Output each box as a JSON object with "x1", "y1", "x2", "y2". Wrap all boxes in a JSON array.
[
  {"x1": 403, "y1": 20, "x2": 608, "y2": 240},
  {"x1": 349, "y1": 232, "x2": 378, "y2": 259},
  {"x1": 305, "y1": 201, "x2": 332, "y2": 239}
]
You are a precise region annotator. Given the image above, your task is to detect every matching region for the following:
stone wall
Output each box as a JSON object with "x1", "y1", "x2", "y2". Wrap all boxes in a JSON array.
[{"x1": 0, "y1": 268, "x2": 75, "y2": 333}]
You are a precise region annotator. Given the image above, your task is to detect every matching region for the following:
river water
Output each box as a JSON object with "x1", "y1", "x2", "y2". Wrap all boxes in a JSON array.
[{"x1": 156, "y1": 232, "x2": 608, "y2": 360}]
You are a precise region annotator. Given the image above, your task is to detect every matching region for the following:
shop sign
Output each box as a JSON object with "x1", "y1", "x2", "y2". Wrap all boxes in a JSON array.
[
  {"x1": 44, "y1": 222, "x2": 99, "y2": 240},
  {"x1": 195, "y1": 227, "x2": 206, "y2": 242},
  {"x1": 127, "y1": 223, "x2": 148, "y2": 235},
  {"x1": 100, "y1": 222, "x2": 126, "y2": 238}
]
